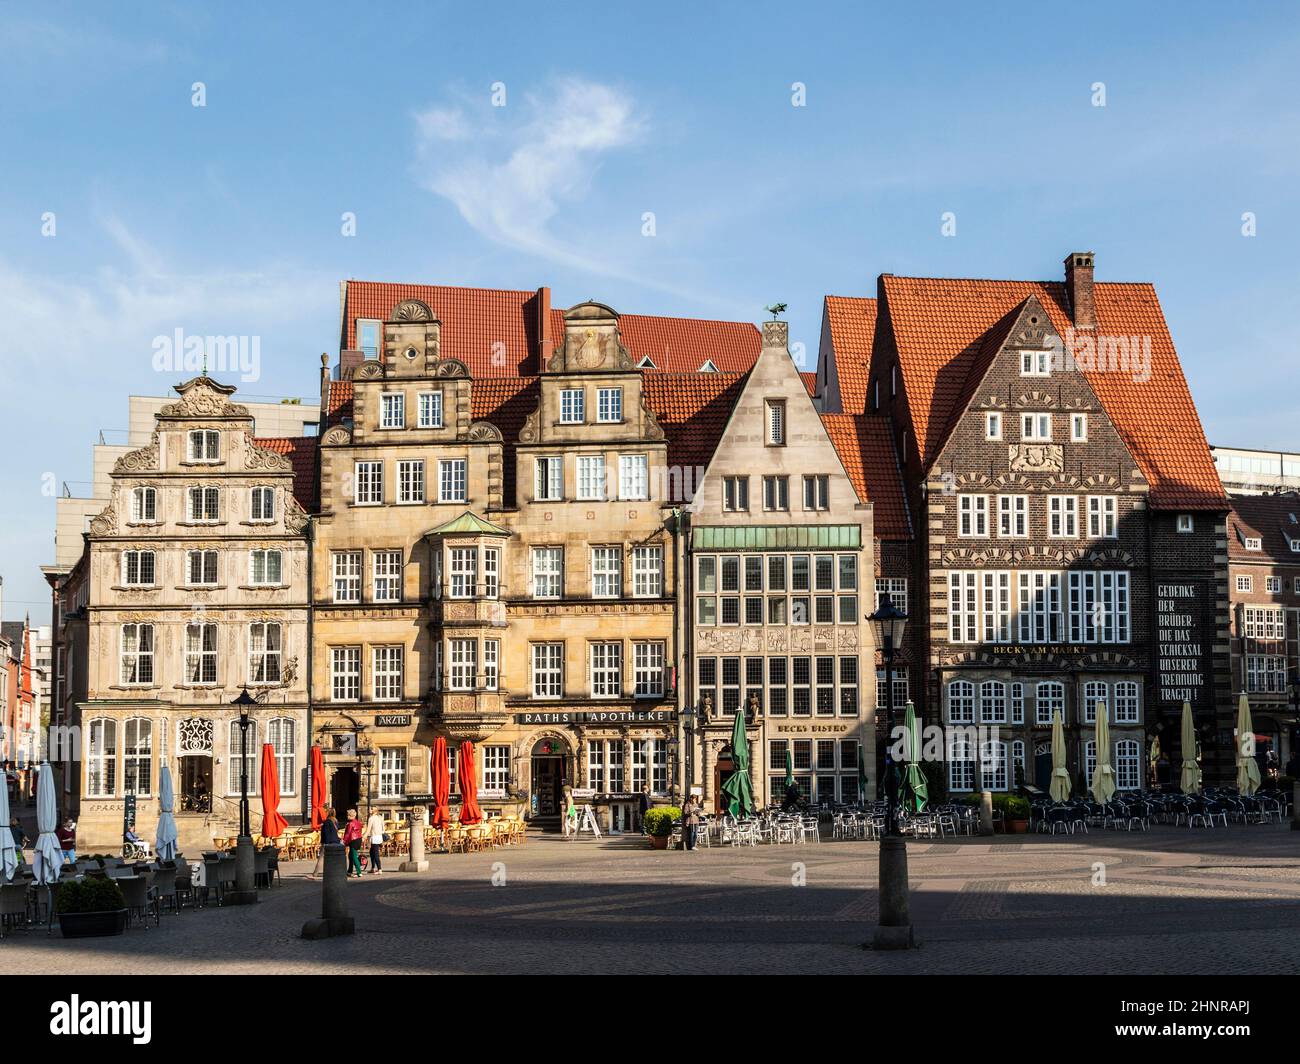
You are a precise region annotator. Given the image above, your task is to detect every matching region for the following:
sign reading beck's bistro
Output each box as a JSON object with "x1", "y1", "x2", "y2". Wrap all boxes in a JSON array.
[{"x1": 514, "y1": 709, "x2": 676, "y2": 725}]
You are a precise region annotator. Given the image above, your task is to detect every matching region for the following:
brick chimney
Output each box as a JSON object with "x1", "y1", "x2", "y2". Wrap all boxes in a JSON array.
[
  {"x1": 1064, "y1": 251, "x2": 1096, "y2": 329},
  {"x1": 535, "y1": 286, "x2": 552, "y2": 369}
]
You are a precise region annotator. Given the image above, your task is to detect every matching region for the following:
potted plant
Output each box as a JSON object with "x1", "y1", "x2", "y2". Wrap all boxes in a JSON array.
[
  {"x1": 55, "y1": 878, "x2": 128, "y2": 938},
  {"x1": 642, "y1": 806, "x2": 681, "y2": 850},
  {"x1": 998, "y1": 794, "x2": 1031, "y2": 833}
]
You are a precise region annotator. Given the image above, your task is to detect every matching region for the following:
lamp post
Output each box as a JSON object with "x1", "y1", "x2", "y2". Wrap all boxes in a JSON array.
[
  {"x1": 680, "y1": 703, "x2": 695, "y2": 855},
  {"x1": 867, "y1": 596, "x2": 913, "y2": 949},
  {"x1": 228, "y1": 687, "x2": 259, "y2": 904}
]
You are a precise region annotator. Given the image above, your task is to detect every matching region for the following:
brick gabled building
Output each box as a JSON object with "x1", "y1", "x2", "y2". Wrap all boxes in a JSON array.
[{"x1": 819, "y1": 252, "x2": 1234, "y2": 792}]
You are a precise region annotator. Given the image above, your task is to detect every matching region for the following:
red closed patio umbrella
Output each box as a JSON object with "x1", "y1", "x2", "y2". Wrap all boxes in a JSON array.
[
  {"x1": 309, "y1": 744, "x2": 328, "y2": 830},
  {"x1": 458, "y1": 740, "x2": 483, "y2": 824},
  {"x1": 431, "y1": 737, "x2": 451, "y2": 828},
  {"x1": 260, "y1": 743, "x2": 289, "y2": 838}
]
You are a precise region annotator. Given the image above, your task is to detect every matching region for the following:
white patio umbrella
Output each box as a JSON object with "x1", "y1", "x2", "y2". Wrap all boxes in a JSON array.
[
  {"x1": 1089, "y1": 703, "x2": 1116, "y2": 804},
  {"x1": 0, "y1": 775, "x2": 17, "y2": 881},
  {"x1": 156, "y1": 764, "x2": 179, "y2": 861},
  {"x1": 33, "y1": 762, "x2": 63, "y2": 932},
  {"x1": 1179, "y1": 701, "x2": 1202, "y2": 795},
  {"x1": 1049, "y1": 710, "x2": 1071, "y2": 802},
  {"x1": 1235, "y1": 693, "x2": 1261, "y2": 796}
]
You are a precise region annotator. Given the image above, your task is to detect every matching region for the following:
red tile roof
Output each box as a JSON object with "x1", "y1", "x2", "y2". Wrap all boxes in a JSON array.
[
  {"x1": 341, "y1": 281, "x2": 761, "y2": 377},
  {"x1": 821, "y1": 414, "x2": 911, "y2": 539},
  {"x1": 253, "y1": 436, "x2": 318, "y2": 510},
  {"x1": 878, "y1": 275, "x2": 1226, "y2": 511},
  {"x1": 325, "y1": 380, "x2": 353, "y2": 428},
  {"x1": 823, "y1": 295, "x2": 877, "y2": 414},
  {"x1": 643, "y1": 373, "x2": 748, "y2": 471},
  {"x1": 799, "y1": 372, "x2": 817, "y2": 397},
  {"x1": 1227, "y1": 493, "x2": 1300, "y2": 562}
]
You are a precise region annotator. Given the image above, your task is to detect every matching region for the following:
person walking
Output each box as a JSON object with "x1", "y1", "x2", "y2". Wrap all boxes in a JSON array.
[
  {"x1": 682, "y1": 794, "x2": 701, "y2": 851},
  {"x1": 310, "y1": 807, "x2": 341, "y2": 879},
  {"x1": 342, "y1": 808, "x2": 364, "y2": 878},
  {"x1": 365, "y1": 808, "x2": 385, "y2": 875},
  {"x1": 9, "y1": 816, "x2": 28, "y2": 863},
  {"x1": 56, "y1": 818, "x2": 77, "y2": 865}
]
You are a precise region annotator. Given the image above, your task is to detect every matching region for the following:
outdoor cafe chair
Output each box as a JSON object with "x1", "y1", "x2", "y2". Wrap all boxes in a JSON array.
[
  {"x1": 800, "y1": 817, "x2": 820, "y2": 844},
  {"x1": 117, "y1": 875, "x2": 159, "y2": 930},
  {"x1": 151, "y1": 863, "x2": 180, "y2": 914},
  {"x1": 253, "y1": 848, "x2": 271, "y2": 890},
  {"x1": 0, "y1": 882, "x2": 30, "y2": 937}
]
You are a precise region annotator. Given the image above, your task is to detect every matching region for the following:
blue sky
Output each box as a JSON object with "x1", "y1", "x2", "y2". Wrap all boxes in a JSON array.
[{"x1": 2, "y1": 1, "x2": 1299, "y2": 618}]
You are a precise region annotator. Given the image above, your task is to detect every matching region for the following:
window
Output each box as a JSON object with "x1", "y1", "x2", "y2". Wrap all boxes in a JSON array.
[
  {"x1": 250, "y1": 549, "x2": 282, "y2": 586},
  {"x1": 803, "y1": 475, "x2": 829, "y2": 511},
  {"x1": 123, "y1": 717, "x2": 152, "y2": 797},
  {"x1": 1236, "y1": 575, "x2": 1253, "y2": 593},
  {"x1": 586, "y1": 741, "x2": 605, "y2": 790},
  {"x1": 591, "y1": 642, "x2": 622, "y2": 697},
  {"x1": 188, "y1": 429, "x2": 220, "y2": 462},
  {"x1": 597, "y1": 387, "x2": 622, "y2": 423},
  {"x1": 187, "y1": 486, "x2": 220, "y2": 522},
  {"x1": 357, "y1": 318, "x2": 380, "y2": 358},
  {"x1": 354, "y1": 460, "x2": 383, "y2": 505},
  {"x1": 1244, "y1": 537, "x2": 1262, "y2": 551},
  {"x1": 876, "y1": 669, "x2": 908, "y2": 710},
  {"x1": 577, "y1": 456, "x2": 606, "y2": 500},
  {"x1": 1246, "y1": 655, "x2": 1287, "y2": 693},
  {"x1": 1020, "y1": 349, "x2": 1050, "y2": 376},
  {"x1": 130, "y1": 486, "x2": 157, "y2": 522},
  {"x1": 380, "y1": 393, "x2": 405, "y2": 429},
  {"x1": 981, "y1": 740, "x2": 1009, "y2": 792},
  {"x1": 1021, "y1": 412, "x2": 1051, "y2": 441},
  {"x1": 1048, "y1": 495, "x2": 1078, "y2": 538},
  {"x1": 591, "y1": 546, "x2": 622, "y2": 598},
  {"x1": 121, "y1": 550, "x2": 156, "y2": 586},
  {"x1": 765, "y1": 400, "x2": 786, "y2": 445},
  {"x1": 418, "y1": 391, "x2": 444, "y2": 428},
  {"x1": 1177, "y1": 514, "x2": 1193, "y2": 533},
  {"x1": 997, "y1": 495, "x2": 1027, "y2": 538},
  {"x1": 250, "y1": 486, "x2": 275, "y2": 521},
  {"x1": 632, "y1": 545, "x2": 663, "y2": 597},
  {"x1": 483, "y1": 639, "x2": 499, "y2": 690},
  {"x1": 1114, "y1": 739, "x2": 1140, "y2": 791},
  {"x1": 985, "y1": 412, "x2": 1002, "y2": 440},
  {"x1": 372, "y1": 646, "x2": 403, "y2": 700},
  {"x1": 634, "y1": 642, "x2": 665, "y2": 698},
  {"x1": 1035, "y1": 681, "x2": 1065, "y2": 725},
  {"x1": 560, "y1": 389, "x2": 585, "y2": 424},
  {"x1": 949, "y1": 571, "x2": 978, "y2": 642},
  {"x1": 532, "y1": 547, "x2": 563, "y2": 598},
  {"x1": 1018, "y1": 571, "x2": 1066, "y2": 643},
  {"x1": 619, "y1": 454, "x2": 649, "y2": 500},
  {"x1": 438, "y1": 459, "x2": 467, "y2": 503},
  {"x1": 449, "y1": 639, "x2": 477, "y2": 690},
  {"x1": 87, "y1": 719, "x2": 117, "y2": 797},
  {"x1": 248, "y1": 622, "x2": 282, "y2": 684},
  {"x1": 532, "y1": 643, "x2": 564, "y2": 698},
  {"x1": 482, "y1": 745, "x2": 509, "y2": 795},
  {"x1": 980, "y1": 680, "x2": 1007, "y2": 724},
  {"x1": 397, "y1": 460, "x2": 425, "y2": 504},
  {"x1": 723, "y1": 476, "x2": 749, "y2": 512},
  {"x1": 372, "y1": 550, "x2": 402, "y2": 602},
  {"x1": 449, "y1": 548, "x2": 477, "y2": 598},
  {"x1": 263, "y1": 717, "x2": 295, "y2": 795},
  {"x1": 631, "y1": 740, "x2": 650, "y2": 792},
  {"x1": 379, "y1": 748, "x2": 407, "y2": 798},
  {"x1": 1082, "y1": 680, "x2": 1108, "y2": 724},
  {"x1": 182, "y1": 549, "x2": 216, "y2": 586},
  {"x1": 947, "y1": 680, "x2": 975, "y2": 723},
  {"x1": 1243, "y1": 605, "x2": 1285, "y2": 639},
  {"x1": 876, "y1": 578, "x2": 907, "y2": 610},
  {"x1": 331, "y1": 647, "x2": 360, "y2": 701},
  {"x1": 1087, "y1": 496, "x2": 1117, "y2": 539},
  {"x1": 1114, "y1": 681, "x2": 1140, "y2": 724},
  {"x1": 120, "y1": 623, "x2": 155, "y2": 685},
  {"x1": 333, "y1": 552, "x2": 361, "y2": 602},
  {"x1": 651, "y1": 740, "x2": 669, "y2": 794},
  {"x1": 947, "y1": 732, "x2": 975, "y2": 792},
  {"x1": 1011, "y1": 683, "x2": 1025, "y2": 724},
  {"x1": 1265, "y1": 576, "x2": 1282, "y2": 593},
  {"x1": 482, "y1": 547, "x2": 499, "y2": 598},
  {"x1": 958, "y1": 495, "x2": 989, "y2": 537},
  {"x1": 535, "y1": 457, "x2": 563, "y2": 501},
  {"x1": 763, "y1": 475, "x2": 789, "y2": 511},
  {"x1": 839, "y1": 657, "x2": 858, "y2": 715},
  {"x1": 1066, "y1": 413, "x2": 1088, "y2": 442},
  {"x1": 184, "y1": 622, "x2": 218, "y2": 684}
]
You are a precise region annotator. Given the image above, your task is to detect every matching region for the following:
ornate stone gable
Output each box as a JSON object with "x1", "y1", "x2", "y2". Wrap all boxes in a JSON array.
[
  {"x1": 546, "y1": 302, "x2": 634, "y2": 373},
  {"x1": 158, "y1": 376, "x2": 250, "y2": 421}
]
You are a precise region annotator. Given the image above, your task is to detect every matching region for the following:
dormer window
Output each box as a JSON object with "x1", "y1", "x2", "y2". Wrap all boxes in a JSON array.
[
  {"x1": 188, "y1": 430, "x2": 220, "y2": 463},
  {"x1": 1020, "y1": 350, "x2": 1050, "y2": 376},
  {"x1": 698, "y1": 360, "x2": 718, "y2": 373},
  {"x1": 380, "y1": 393, "x2": 405, "y2": 429},
  {"x1": 1244, "y1": 536, "x2": 1262, "y2": 551},
  {"x1": 357, "y1": 319, "x2": 380, "y2": 359},
  {"x1": 1289, "y1": 537, "x2": 1300, "y2": 552},
  {"x1": 637, "y1": 355, "x2": 657, "y2": 370}
]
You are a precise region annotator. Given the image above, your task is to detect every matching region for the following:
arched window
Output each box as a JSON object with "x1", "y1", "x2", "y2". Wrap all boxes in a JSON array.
[
  {"x1": 86, "y1": 718, "x2": 117, "y2": 797},
  {"x1": 122, "y1": 717, "x2": 153, "y2": 797},
  {"x1": 267, "y1": 717, "x2": 296, "y2": 796},
  {"x1": 947, "y1": 680, "x2": 975, "y2": 724},
  {"x1": 227, "y1": 719, "x2": 259, "y2": 796},
  {"x1": 979, "y1": 681, "x2": 1006, "y2": 724},
  {"x1": 1115, "y1": 739, "x2": 1141, "y2": 790}
]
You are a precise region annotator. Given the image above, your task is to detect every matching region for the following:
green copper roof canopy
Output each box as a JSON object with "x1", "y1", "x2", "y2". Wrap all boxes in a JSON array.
[
  {"x1": 424, "y1": 510, "x2": 513, "y2": 537},
  {"x1": 690, "y1": 525, "x2": 861, "y2": 551}
]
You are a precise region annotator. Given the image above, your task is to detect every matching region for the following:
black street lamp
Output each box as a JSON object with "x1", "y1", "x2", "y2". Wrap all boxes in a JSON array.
[
  {"x1": 867, "y1": 594, "x2": 912, "y2": 949},
  {"x1": 680, "y1": 702, "x2": 696, "y2": 855},
  {"x1": 228, "y1": 687, "x2": 259, "y2": 905}
]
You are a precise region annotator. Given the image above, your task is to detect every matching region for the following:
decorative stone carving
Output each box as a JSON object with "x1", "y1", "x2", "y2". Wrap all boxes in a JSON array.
[
  {"x1": 356, "y1": 360, "x2": 385, "y2": 380},
  {"x1": 391, "y1": 299, "x2": 433, "y2": 322},
  {"x1": 114, "y1": 437, "x2": 160, "y2": 474},
  {"x1": 1008, "y1": 443, "x2": 1063, "y2": 472},
  {"x1": 176, "y1": 717, "x2": 214, "y2": 756},
  {"x1": 434, "y1": 358, "x2": 469, "y2": 378},
  {"x1": 640, "y1": 392, "x2": 666, "y2": 441},
  {"x1": 244, "y1": 438, "x2": 292, "y2": 471},
  {"x1": 518, "y1": 409, "x2": 540, "y2": 444},
  {"x1": 463, "y1": 421, "x2": 502, "y2": 443},
  {"x1": 322, "y1": 426, "x2": 351, "y2": 446},
  {"x1": 762, "y1": 320, "x2": 788, "y2": 348},
  {"x1": 284, "y1": 496, "x2": 309, "y2": 534},
  {"x1": 160, "y1": 378, "x2": 249, "y2": 420},
  {"x1": 89, "y1": 504, "x2": 118, "y2": 537}
]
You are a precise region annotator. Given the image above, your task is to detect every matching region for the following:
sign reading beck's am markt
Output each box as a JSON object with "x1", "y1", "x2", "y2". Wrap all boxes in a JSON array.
[{"x1": 1156, "y1": 581, "x2": 1207, "y2": 705}]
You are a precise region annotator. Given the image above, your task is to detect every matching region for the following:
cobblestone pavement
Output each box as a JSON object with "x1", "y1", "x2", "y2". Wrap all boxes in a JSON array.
[{"x1": 7, "y1": 826, "x2": 1299, "y2": 974}]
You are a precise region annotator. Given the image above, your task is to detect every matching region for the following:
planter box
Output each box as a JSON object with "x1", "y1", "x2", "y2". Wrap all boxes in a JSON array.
[
  {"x1": 648, "y1": 835, "x2": 670, "y2": 850},
  {"x1": 1005, "y1": 819, "x2": 1029, "y2": 834},
  {"x1": 58, "y1": 909, "x2": 129, "y2": 939}
]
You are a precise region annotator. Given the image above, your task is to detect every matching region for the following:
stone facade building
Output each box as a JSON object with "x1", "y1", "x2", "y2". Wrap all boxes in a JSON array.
[{"x1": 66, "y1": 378, "x2": 314, "y2": 849}]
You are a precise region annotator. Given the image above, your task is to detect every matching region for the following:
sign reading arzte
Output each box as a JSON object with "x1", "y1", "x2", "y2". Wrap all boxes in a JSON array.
[
  {"x1": 1156, "y1": 582, "x2": 1206, "y2": 705},
  {"x1": 375, "y1": 714, "x2": 412, "y2": 728},
  {"x1": 515, "y1": 709, "x2": 676, "y2": 725}
]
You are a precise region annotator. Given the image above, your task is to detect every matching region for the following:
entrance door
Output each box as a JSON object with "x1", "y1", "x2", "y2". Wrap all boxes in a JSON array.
[
  {"x1": 531, "y1": 756, "x2": 564, "y2": 817},
  {"x1": 179, "y1": 757, "x2": 213, "y2": 813},
  {"x1": 713, "y1": 758, "x2": 734, "y2": 815},
  {"x1": 1034, "y1": 748, "x2": 1053, "y2": 792},
  {"x1": 331, "y1": 767, "x2": 359, "y2": 819}
]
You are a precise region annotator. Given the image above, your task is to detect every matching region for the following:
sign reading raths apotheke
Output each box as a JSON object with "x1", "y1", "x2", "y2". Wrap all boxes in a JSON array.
[
  {"x1": 1155, "y1": 580, "x2": 1209, "y2": 706},
  {"x1": 515, "y1": 709, "x2": 676, "y2": 725}
]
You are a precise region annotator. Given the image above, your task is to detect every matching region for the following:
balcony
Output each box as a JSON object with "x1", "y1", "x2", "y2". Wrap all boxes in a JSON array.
[
  {"x1": 430, "y1": 594, "x2": 507, "y2": 628},
  {"x1": 428, "y1": 689, "x2": 509, "y2": 742}
]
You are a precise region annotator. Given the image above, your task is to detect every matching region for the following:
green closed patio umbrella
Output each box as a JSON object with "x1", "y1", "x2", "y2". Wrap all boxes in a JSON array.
[
  {"x1": 1235, "y1": 693, "x2": 1261, "y2": 796},
  {"x1": 900, "y1": 701, "x2": 928, "y2": 812},
  {"x1": 1049, "y1": 709, "x2": 1071, "y2": 802},
  {"x1": 1179, "y1": 701, "x2": 1202, "y2": 795},
  {"x1": 784, "y1": 746, "x2": 795, "y2": 791},
  {"x1": 1090, "y1": 702, "x2": 1116, "y2": 804},
  {"x1": 720, "y1": 710, "x2": 756, "y2": 817}
]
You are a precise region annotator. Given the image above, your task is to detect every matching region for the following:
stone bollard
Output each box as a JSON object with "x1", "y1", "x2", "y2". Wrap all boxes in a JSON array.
[
  {"x1": 301, "y1": 843, "x2": 355, "y2": 939},
  {"x1": 979, "y1": 791, "x2": 994, "y2": 836},
  {"x1": 400, "y1": 809, "x2": 429, "y2": 872},
  {"x1": 1292, "y1": 782, "x2": 1299, "y2": 831},
  {"x1": 871, "y1": 834, "x2": 916, "y2": 950},
  {"x1": 226, "y1": 834, "x2": 258, "y2": 905}
]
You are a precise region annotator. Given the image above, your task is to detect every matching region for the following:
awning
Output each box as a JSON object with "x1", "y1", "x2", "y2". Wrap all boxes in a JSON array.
[{"x1": 691, "y1": 524, "x2": 861, "y2": 551}]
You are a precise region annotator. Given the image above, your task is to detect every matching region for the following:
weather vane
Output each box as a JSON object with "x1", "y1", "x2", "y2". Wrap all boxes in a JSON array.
[{"x1": 765, "y1": 303, "x2": 787, "y2": 320}]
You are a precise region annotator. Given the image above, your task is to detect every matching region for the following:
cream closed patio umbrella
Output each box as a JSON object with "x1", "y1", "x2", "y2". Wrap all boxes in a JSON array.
[
  {"x1": 1049, "y1": 710, "x2": 1071, "y2": 802},
  {"x1": 1179, "y1": 701, "x2": 1202, "y2": 795},
  {"x1": 1089, "y1": 703, "x2": 1116, "y2": 805},
  {"x1": 1235, "y1": 693, "x2": 1262, "y2": 796}
]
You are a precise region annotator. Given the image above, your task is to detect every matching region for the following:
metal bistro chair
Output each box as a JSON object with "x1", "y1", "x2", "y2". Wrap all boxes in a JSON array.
[
  {"x1": 118, "y1": 875, "x2": 160, "y2": 930},
  {"x1": 253, "y1": 848, "x2": 272, "y2": 890},
  {"x1": 150, "y1": 863, "x2": 179, "y2": 915},
  {"x1": 0, "y1": 881, "x2": 30, "y2": 937}
]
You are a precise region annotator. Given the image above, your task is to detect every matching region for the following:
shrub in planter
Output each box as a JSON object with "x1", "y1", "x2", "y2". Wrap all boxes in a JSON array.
[
  {"x1": 642, "y1": 807, "x2": 681, "y2": 837},
  {"x1": 55, "y1": 878, "x2": 127, "y2": 938}
]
